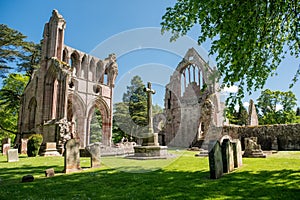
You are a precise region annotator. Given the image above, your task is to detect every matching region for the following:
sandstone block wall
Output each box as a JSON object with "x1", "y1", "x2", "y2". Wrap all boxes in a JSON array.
[{"x1": 222, "y1": 124, "x2": 300, "y2": 150}]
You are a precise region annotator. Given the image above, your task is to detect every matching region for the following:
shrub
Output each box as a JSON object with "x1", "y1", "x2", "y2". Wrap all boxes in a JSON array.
[{"x1": 27, "y1": 134, "x2": 43, "y2": 157}]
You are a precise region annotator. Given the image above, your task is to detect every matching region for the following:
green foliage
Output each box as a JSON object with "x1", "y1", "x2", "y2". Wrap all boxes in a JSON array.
[
  {"x1": 89, "y1": 108, "x2": 102, "y2": 144},
  {"x1": 27, "y1": 134, "x2": 43, "y2": 157},
  {"x1": 257, "y1": 89, "x2": 297, "y2": 124},
  {"x1": 0, "y1": 151, "x2": 300, "y2": 199},
  {"x1": 161, "y1": 0, "x2": 300, "y2": 106},
  {"x1": 113, "y1": 76, "x2": 148, "y2": 141},
  {"x1": 226, "y1": 103, "x2": 249, "y2": 125},
  {"x1": 0, "y1": 24, "x2": 40, "y2": 77},
  {"x1": 0, "y1": 73, "x2": 29, "y2": 138}
]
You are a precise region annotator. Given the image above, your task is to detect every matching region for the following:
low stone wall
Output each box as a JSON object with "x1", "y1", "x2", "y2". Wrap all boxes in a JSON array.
[{"x1": 222, "y1": 124, "x2": 300, "y2": 150}]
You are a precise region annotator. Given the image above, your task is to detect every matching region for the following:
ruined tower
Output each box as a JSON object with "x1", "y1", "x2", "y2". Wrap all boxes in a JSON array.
[{"x1": 18, "y1": 10, "x2": 118, "y2": 153}]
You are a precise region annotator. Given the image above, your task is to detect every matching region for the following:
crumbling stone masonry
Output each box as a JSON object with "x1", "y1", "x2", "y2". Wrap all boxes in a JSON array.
[
  {"x1": 17, "y1": 10, "x2": 118, "y2": 154},
  {"x1": 164, "y1": 48, "x2": 224, "y2": 147},
  {"x1": 222, "y1": 124, "x2": 300, "y2": 150}
]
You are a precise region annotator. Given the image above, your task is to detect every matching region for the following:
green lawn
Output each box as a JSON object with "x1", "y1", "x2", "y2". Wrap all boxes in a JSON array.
[{"x1": 0, "y1": 150, "x2": 299, "y2": 200}]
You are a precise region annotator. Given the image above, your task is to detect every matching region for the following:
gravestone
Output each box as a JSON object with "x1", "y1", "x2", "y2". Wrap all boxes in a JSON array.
[
  {"x1": 64, "y1": 139, "x2": 81, "y2": 173},
  {"x1": 2, "y1": 144, "x2": 10, "y2": 156},
  {"x1": 45, "y1": 168, "x2": 55, "y2": 177},
  {"x1": 232, "y1": 139, "x2": 243, "y2": 168},
  {"x1": 208, "y1": 140, "x2": 223, "y2": 179},
  {"x1": 2, "y1": 138, "x2": 11, "y2": 155},
  {"x1": 221, "y1": 139, "x2": 234, "y2": 173},
  {"x1": 20, "y1": 138, "x2": 28, "y2": 154},
  {"x1": 85, "y1": 142, "x2": 101, "y2": 168},
  {"x1": 22, "y1": 175, "x2": 34, "y2": 183},
  {"x1": 243, "y1": 137, "x2": 266, "y2": 158},
  {"x1": 41, "y1": 142, "x2": 60, "y2": 156},
  {"x1": 7, "y1": 149, "x2": 19, "y2": 162},
  {"x1": 248, "y1": 99, "x2": 259, "y2": 126}
]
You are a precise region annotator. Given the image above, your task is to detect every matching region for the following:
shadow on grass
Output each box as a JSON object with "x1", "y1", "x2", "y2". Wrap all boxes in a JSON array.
[{"x1": 1, "y1": 166, "x2": 299, "y2": 199}]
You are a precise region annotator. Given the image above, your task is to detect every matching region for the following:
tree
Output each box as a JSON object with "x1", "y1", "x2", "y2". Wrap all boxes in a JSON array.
[
  {"x1": 257, "y1": 89, "x2": 297, "y2": 124},
  {"x1": 0, "y1": 24, "x2": 40, "y2": 77},
  {"x1": 161, "y1": 1, "x2": 300, "y2": 107},
  {"x1": 225, "y1": 102, "x2": 249, "y2": 125},
  {"x1": 0, "y1": 73, "x2": 29, "y2": 141},
  {"x1": 113, "y1": 76, "x2": 163, "y2": 143}
]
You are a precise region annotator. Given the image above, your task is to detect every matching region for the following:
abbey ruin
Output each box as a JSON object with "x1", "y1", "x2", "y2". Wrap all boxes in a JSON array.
[{"x1": 17, "y1": 10, "x2": 118, "y2": 153}]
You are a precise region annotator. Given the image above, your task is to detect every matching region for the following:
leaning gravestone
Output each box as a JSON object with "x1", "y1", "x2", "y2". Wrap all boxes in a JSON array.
[
  {"x1": 85, "y1": 142, "x2": 101, "y2": 168},
  {"x1": 221, "y1": 139, "x2": 234, "y2": 173},
  {"x1": 7, "y1": 149, "x2": 19, "y2": 162},
  {"x1": 208, "y1": 140, "x2": 223, "y2": 179},
  {"x1": 232, "y1": 139, "x2": 243, "y2": 168},
  {"x1": 64, "y1": 139, "x2": 81, "y2": 173}
]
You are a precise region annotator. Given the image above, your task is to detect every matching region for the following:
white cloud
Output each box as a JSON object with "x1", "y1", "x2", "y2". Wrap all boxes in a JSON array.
[
  {"x1": 276, "y1": 104, "x2": 283, "y2": 111},
  {"x1": 243, "y1": 102, "x2": 250, "y2": 108},
  {"x1": 222, "y1": 85, "x2": 239, "y2": 94}
]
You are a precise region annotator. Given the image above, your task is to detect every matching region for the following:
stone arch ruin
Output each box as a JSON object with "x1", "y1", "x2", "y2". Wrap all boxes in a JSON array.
[
  {"x1": 164, "y1": 48, "x2": 224, "y2": 147},
  {"x1": 17, "y1": 10, "x2": 118, "y2": 154}
]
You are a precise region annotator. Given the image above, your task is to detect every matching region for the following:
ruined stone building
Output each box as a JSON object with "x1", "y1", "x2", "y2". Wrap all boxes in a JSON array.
[
  {"x1": 17, "y1": 10, "x2": 118, "y2": 153},
  {"x1": 163, "y1": 48, "x2": 224, "y2": 147}
]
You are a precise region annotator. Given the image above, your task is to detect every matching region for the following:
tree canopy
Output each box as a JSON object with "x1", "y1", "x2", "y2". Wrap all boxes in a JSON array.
[
  {"x1": 161, "y1": 0, "x2": 300, "y2": 106},
  {"x1": 257, "y1": 89, "x2": 297, "y2": 124},
  {"x1": 0, "y1": 73, "x2": 29, "y2": 140},
  {"x1": 113, "y1": 76, "x2": 163, "y2": 143},
  {"x1": 0, "y1": 24, "x2": 40, "y2": 77}
]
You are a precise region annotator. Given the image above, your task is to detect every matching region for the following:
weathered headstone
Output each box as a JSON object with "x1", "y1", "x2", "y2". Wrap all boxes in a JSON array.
[
  {"x1": 22, "y1": 175, "x2": 34, "y2": 183},
  {"x1": 2, "y1": 138, "x2": 11, "y2": 155},
  {"x1": 21, "y1": 138, "x2": 28, "y2": 154},
  {"x1": 41, "y1": 142, "x2": 60, "y2": 156},
  {"x1": 85, "y1": 142, "x2": 101, "y2": 168},
  {"x1": 64, "y1": 139, "x2": 81, "y2": 173},
  {"x1": 45, "y1": 168, "x2": 55, "y2": 177},
  {"x1": 208, "y1": 140, "x2": 223, "y2": 179},
  {"x1": 232, "y1": 139, "x2": 243, "y2": 168},
  {"x1": 2, "y1": 143, "x2": 10, "y2": 156},
  {"x1": 221, "y1": 139, "x2": 234, "y2": 173},
  {"x1": 243, "y1": 137, "x2": 266, "y2": 158},
  {"x1": 7, "y1": 149, "x2": 19, "y2": 162}
]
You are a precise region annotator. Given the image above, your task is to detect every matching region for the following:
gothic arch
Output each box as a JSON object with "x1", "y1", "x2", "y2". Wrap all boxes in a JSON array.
[
  {"x1": 81, "y1": 55, "x2": 88, "y2": 79},
  {"x1": 70, "y1": 51, "x2": 80, "y2": 77},
  {"x1": 62, "y1": 47, "x2": 69, "y2": 63},
  {"x1": 66, "y1": 93, "x2": 86, "y2": 147},
  {"x1": 28, "y1": 97, "x2": 37, "y2": 130},
  {"x1": 89, "y1": 58, "x2": 96, "y2": 81},
  {"x1": 86, "y1": 97, "x2": 111, "y2": 146}
]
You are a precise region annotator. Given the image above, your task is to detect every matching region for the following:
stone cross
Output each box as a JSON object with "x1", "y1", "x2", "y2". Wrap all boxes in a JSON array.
[{"x1": 144, "y1": 82, "x2": 156, "y2": 133}]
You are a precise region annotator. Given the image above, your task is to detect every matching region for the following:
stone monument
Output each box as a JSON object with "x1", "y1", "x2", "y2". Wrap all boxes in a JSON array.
[
  {"x1": 85, "y1": 142, "x2": 101, "y2": 168},
  {"x1": 243, "y1": 137, "x2": 266, "y2": 158},
  {"x1": 132, "y1": 82, "x2": 168, "y2": 159},
  {"x1": 7, "y1": 149, "x2": 19, "y2": 162},
  {"x1": 64, "y1": 139, "x2": 81, "y2": 173}
]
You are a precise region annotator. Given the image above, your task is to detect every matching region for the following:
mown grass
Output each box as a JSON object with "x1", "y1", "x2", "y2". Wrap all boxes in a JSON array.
[{"x1": 0, "y1": 150, "x2": 299, "y2": 200}]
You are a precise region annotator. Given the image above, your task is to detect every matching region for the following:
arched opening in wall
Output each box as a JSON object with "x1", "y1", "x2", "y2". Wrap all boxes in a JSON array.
[
  {"x1": 87, "y1": 98, "x2": 111, "y2": 146},
  {"x1": 70, "y1": 52, "x2": 80, "y2": 77},
  {"x1": 103, "y1": 69, "x2": 108, "y2": 86},
  {"x1": 28, "y1": 97, "x2": 37, "y2": 130},
  {"x1": 62, "y1": 48, "x2": 68, "y2": 63},
  {"x1": 89, "y1": 107, "x2": 103, "y2": 144},
  {"x1": 81, "y1": 55, "x2": 88, "y2": 79},
  {"x1": 96, "y1": 61, "x2": 104, "y2": 83},
  {"x1": 89, "y1": 59, "x2": 96, "y2": 81}
]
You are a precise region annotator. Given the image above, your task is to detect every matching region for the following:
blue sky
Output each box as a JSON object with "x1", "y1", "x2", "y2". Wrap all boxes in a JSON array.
[{"x1": 1, "y1": 0, "x2": 299, "y2": 108}]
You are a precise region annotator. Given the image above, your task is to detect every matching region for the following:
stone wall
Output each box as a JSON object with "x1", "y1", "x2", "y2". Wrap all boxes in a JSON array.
[{"x1": 222, "y1": 124, "x2": 300, "y2": 150}]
